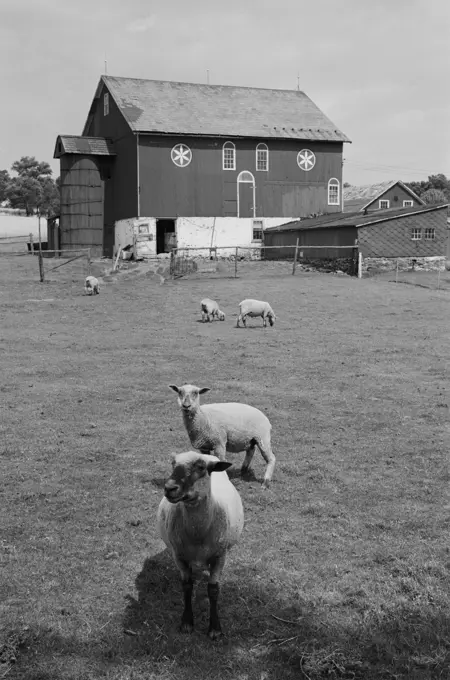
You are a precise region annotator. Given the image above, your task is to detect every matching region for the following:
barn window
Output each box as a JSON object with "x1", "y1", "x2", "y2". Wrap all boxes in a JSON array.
[
  {"x1": 223, "y1": 142, "x2": 236, "y2": 170},
  {"x1": 252, "y1": 219, "x2": 263, "y2": 241},
  {"x1": 379, "y1": 199, "x2": 390, "y2": 209},
  {"x1": 424, "y1": 228, "x2": 436, "y2": 240},
  {"x1": 328, "y1": 178, "x2": 340, "y2": 205},
  {"x1": 403, "y1": 200, "x2": 413, "y2": 207},
  {"x1": 411, "y1": 228, "x2": 422, "y2": 240},
  {"x1": 256, "y1": 143, "x2": 269, "y2": 172},
  {"x1": 103, "y1": 93, "x2": 109, "y2": 116}
]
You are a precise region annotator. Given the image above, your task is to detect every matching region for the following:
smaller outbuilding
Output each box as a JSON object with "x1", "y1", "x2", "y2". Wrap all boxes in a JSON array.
[
  {"x1": 264, "y1": 203, "x2": 449, "y2": 275},
  {"x1": 343, "y1": 180, "x2": 425, "y2": 213}
]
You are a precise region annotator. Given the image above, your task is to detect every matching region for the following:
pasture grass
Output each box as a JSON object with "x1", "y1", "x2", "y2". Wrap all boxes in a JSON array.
[{"x1": 1, "y1": 256, "x2": 449, "y2": 679}]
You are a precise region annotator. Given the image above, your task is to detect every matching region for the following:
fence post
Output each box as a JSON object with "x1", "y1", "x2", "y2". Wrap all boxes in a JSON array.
[
  {"x1": 292, "y1": 238, "x2": 300, "y2": 275},
  {"x1": 357, "y1": 251, "x2": 363, "y2": 278},
  {"x1": 38, "y1": 212, "x2": 44, "y2": 282},
  {"x1": 235, "y1": 247, "x2": 238, "y2": 278},
  {"x1": 29, "y1": 232, "x2": 34, "y2": 255},
  {"x1": 395, "y1": 258, "x2": 399, "y2": 284},
  {"x1": 87, "y1": 248, "x2": 91, "y2": 276},
  {"x1": 437, "y1": 268, "x2": 441, "y2": 291}
]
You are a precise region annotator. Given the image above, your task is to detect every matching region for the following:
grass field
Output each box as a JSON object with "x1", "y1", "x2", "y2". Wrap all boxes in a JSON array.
[{"x1": 1, "y1": 256, "x2": 449, "y2": 679}]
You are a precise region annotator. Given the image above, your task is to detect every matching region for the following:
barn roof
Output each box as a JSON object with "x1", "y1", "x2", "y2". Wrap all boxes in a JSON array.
[
  {"x1": 54, "y1": 135, "x2": 116, "y2": 158},
  {"x1": 264, "y1": 203, "x2": 449, "y2": 232},
  {"x1": 86, "y1": 76, "x2": 351, "y2": 143},
  {"x1": 343, "y1": 180, "x2": 425, "y2": 210}
]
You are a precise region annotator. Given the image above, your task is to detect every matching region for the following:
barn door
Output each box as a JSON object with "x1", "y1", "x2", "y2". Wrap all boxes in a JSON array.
[{"x1": 237, "y1": 171, "x2": 255, "y2": 218}]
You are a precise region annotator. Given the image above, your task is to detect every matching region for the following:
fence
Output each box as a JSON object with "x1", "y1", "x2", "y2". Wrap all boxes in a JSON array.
[
  {"x1": 0, "y1": 233, "x2": 92, "y2": 283},
  {"x1": 169, "y1": 242, "x2": 359, "y2": 279},
  {"x1": 363, "y1": 257, "x2": 449, "y2": 291}
]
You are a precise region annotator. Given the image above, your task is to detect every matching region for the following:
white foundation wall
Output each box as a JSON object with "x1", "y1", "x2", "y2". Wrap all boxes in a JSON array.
[
  {"x1": 176, "y1": 217, "x2": 292, "y2": 254},
  {"x1": 115, "y1": 217, "x2": 157, "y2": 258}
]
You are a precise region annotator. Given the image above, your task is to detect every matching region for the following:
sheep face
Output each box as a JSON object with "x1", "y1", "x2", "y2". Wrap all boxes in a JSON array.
[
  {"x1": 169, "y1": 384, "x2": 210, "y2": 412},
  {"x1": 218, "y1": 311, "x2": 225, "y2": 321},
  {"x1": 268, "y1": 312, "x2": 276, "y2": 326},
  {"x1": 164, "y1": 454, "x2": 232, "y2": 505}
]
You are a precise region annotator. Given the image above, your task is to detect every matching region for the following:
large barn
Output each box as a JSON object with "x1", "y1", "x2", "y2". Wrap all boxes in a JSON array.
[{"x1": 54, "y1": 75, "x2": 351, "y2": 257}]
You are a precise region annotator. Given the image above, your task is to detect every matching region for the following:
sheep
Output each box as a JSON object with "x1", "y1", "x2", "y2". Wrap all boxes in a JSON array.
[
  {"x1": 84, "y1": 275, "x2": 100, "y2": 295},
  {"x1": 200, "y1": 298, "x2": 226, "y2": 322},
  {"x1": 157, "y1": 451, "x2": 244, "y2": 639},
  {"x1": 236, "y1": 299, "x2": 276, "y2": 328},
  {"x1": 168, "y1": 384, "x2": 276, "y2": 489}
]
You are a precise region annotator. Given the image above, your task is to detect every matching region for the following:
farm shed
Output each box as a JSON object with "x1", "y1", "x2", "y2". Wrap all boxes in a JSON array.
[
  {"x1": 343, "y1": 180, "x2": 424, "y2": 213},
  {"x1": 264, "y1": 203, "x2": 449, "y2": 274},
  {"x1": 54, "y1": 75, "x2": 351, "y2": 258}
]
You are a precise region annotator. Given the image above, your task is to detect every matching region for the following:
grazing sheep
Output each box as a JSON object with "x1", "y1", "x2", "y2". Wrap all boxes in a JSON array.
[
  {"x1": 169, "y1": 384, "x2": 275, "y2": 489},
  {"x1": 157, "y1": 451, "x2": 244, "y2": 639},
  {"x1": 201, "y1": 298, "x2": 226, "y2": 322},
  {"x1": 84, "y1": 275, "x2": 100, "y2": 295},
  {"x1": 236, "y1": 299, "x2": 276, "y2": 328}
]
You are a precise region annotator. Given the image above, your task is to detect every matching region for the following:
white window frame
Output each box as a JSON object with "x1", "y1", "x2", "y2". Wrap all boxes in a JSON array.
[
  {"x1": 328, "y1": 178, "x2": 340, "y2": 206},
  {"x1": 403, "y1": 200, "x2": 413, "y2": 207},
  {"x1": 256, "y1": 143, "x2": 269, "y2": 172},
  {"x1": 222, "y1": 141, "x2": 236, "y2": 170},
  {"x1": 252, "y1": 219, "x2": 264, "y2": 241},
  {"x1": 424, "y1": 228, "x2": 436, "y2": 240},
  {"x1": 379, "y1": 199, "x2": 390, "y2": 209},
  {"x1": 411, "y1": 228, "x2": 422, "y2": 240},
  {"x1": 237, "y1": 170, "x2": 256, "y2": 219},
  {"x1": 103, "y1": 92, "x2": 109, "y2": 116}
]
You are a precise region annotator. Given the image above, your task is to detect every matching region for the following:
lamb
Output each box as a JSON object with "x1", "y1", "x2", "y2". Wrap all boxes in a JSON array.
[
  {"x1": 200, "y1": 298, "x2": 226, "y2": 322},
  {"x1": 236, "y1": 299, "x2": 276, "y2": 328},
  {"x1": 84, "y1": 275, "x2": 100, "y2": 295},
  {"x1": 169, "y1": 384, "x2": 276, "y2": 489},
  {"x1": 157, "y1": 451, "x2": 244, "y2": 639}
]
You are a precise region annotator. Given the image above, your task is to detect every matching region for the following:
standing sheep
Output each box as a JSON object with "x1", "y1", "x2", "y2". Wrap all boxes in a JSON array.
[
  {"x1": 169, "y1": 384, "x2": 276, "y2": 488},
  {"x1": 84, "y1": 275, "x2": 100, "y2": 295},
  {"x1": 157, "y1": 451, "x2": 244, "y2": 639},
  {"x1": 200, "y1": 298, "x2": 226, "y2": 322},
  {"x1": 236, "y1": 299, "x2": 276, "y2": 328}
]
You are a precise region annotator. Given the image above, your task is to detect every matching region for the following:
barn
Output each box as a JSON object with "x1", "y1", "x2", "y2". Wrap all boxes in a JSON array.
[
  {"x1": 54, "y1": 75, "x2": 351, "y2": 258},
  {"x1": 264, "y1": 203, "x2": 449, "y2": 274},
  {"x1": 343, "y1": 180, "x2": 425, "y2": 213}
]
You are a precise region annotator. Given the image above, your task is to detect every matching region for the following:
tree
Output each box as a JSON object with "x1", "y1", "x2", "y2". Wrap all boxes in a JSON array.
[
  {"x1": 343, "y1": 182, "x2": 351, "y2": 188},
  {"x1": 420, "y1": 188, "x2": 448, "y2": 205},
  {"x1": 5, "y1": 156, "x2": 60, "y2": 216},
  {"x1": 404, "y1": 174, "x2": 450, "y2": 202},
  {"x1": 0, "y1": 169, "x2": 10, "y2": 202}
]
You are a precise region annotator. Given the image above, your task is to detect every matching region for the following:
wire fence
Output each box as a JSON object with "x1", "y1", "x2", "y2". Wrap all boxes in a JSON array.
[
  {"x1": 0, "y1": 234, "x2": 92, "y2": 283},
  {"x1": 363, "y1": 257, "x2": 449, "y2": 291},
  {"x1": 169, "y1": 243, "x2": 359, "y2": 279}
]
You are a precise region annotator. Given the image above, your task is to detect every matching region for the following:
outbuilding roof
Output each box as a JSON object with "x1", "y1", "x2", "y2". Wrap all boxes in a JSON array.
[
  {"x1": 54, "y1": 135, "x2": 116, "y2": 158},
  {"x1": 84, "y1": 76, "x2": 351, "y2": 143},
  {"x1": 343, "y1": 180, "x2": 425, "y2": 211},
  {"x1": 264, "y1": 203, "x2": 449, "y2": 232}
]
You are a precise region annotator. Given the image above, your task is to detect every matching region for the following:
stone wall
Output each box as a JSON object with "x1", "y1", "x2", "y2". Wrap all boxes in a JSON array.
[{"x1": 362, "y1": 255, "x2": 446, "y2": 275}]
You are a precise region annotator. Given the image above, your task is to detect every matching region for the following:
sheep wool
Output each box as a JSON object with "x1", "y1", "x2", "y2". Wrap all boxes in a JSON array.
[
  {"x1": 157, "y1": 451, "x2": 244, "y2": 639},
  {"x1": 169, "y1": 384, "x2": 276, "y2": 488},
  {"x1": 236, "y1": 299, "x2": 276, "y2": 328},
  {"x1": 84, "y1": 276, "x2": 100, "y2": 295},
  {"x1": 200, "y1": 298, "x2": 226, "y2": 322}
]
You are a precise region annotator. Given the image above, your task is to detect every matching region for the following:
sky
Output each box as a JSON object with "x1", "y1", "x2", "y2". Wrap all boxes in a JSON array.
[{"x1": 1, "y1": 0, "x2": 449, "y2": 186}]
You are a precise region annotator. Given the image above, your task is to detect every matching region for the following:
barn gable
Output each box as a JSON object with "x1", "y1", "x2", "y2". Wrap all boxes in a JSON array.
[{"x1": 343, "y1": 180, "x2": 425, "y2": 212}]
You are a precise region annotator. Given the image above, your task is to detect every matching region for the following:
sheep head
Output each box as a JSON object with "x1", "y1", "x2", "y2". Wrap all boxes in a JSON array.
[
  {"x1": 218, "y1": 311, "x2": 226, "y2": 321},
  {"x1": 169, "y1": 384, "x2": 210, "y2": 412},
  {"x1": 268, "y1": 311, "x2": 276, "y2": 326},
  {"x1": 164, "y1": 452, "x2": 232, "y2": 505}
]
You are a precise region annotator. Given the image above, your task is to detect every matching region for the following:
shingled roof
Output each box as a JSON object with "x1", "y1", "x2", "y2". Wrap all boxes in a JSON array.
[
  {"x1": 264, "y1": 203, "x2": 449, "y2": 232},
  {"x1": 54, "y1": 135, "x2": 116, "y2": 158},
  {"x1": 343, "y1": 180, "x2": 425, "y2": 211},
  {"x1": 84, "y1": 76, "x2": 351, "y2": 143}
]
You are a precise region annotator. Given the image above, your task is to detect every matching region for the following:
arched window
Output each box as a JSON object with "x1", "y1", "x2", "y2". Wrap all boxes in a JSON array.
[
  {"x1": 237, "y1": 170, "x2": 256, "y2": 218},
  {"x1": 256, "y1": 143, "x2": 269, "y2": 172},
  {"x1": 328, "y1": 178, "x2": 340, "y2": 206},
  {"x1": 222, "y1": 141, "x2": 236, "y2": 170}
]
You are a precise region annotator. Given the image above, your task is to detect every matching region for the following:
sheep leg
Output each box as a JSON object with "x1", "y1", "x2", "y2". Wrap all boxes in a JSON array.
[
  {"x1": 176, "y1": 559, "x2": 194, "y2": 633},
  {"x1": 207, "y1": 554, "x2": 226, "y2": 640},
  {"x1": 256, "y1": 439, "x2": 276, "y2": 489},
  {"x1": 212, "y1": 444, "x2": 227, "y2": 462},
  {"x1": 241, "y1": 442, "x2": 257, "y2": 475}
]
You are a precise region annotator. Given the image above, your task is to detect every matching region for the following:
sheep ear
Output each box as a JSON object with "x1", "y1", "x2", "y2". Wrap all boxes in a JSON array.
[
  {"x1": 207, "y1": 461, "x2": 232, "y2": 474},
  {"x1": 199, "y1": 387, "x2": 210, "y2": 394},
  {"x1": 169, "y1": 453, "x2": 177, "y2": 467},
  {"x1": 168, "y1": 385, "x2": 180, "y2": 394}
]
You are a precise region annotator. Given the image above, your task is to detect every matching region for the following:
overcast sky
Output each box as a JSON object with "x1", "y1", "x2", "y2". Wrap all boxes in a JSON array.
[{"x1": 1, "y1": 0, "x2": 449, "y2": 185}]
